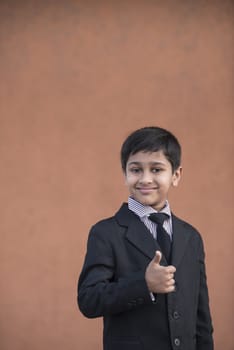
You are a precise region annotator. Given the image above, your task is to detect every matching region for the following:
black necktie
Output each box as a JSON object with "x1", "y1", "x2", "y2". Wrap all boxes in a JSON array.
[{"x1": 148, "y1": 213, "x2": 171, "y2": 263}]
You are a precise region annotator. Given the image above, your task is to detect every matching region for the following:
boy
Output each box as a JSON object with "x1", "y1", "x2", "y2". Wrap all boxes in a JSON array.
[{"x1": 78, "y1": 126, "x2": 214, "y2": 350}]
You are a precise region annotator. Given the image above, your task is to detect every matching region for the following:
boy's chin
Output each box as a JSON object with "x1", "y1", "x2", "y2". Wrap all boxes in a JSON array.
[
  {"x1": 138, "y1": 198, "x2": 158, "y2": 207},
  {"x1": 137, "y1": 198, "x2": 165, "y2": 211}
]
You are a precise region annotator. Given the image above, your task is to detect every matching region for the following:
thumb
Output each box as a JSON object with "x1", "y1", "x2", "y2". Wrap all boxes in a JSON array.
[{"x1": 153, "y1": 250, "x2": 162, "y2": 265}]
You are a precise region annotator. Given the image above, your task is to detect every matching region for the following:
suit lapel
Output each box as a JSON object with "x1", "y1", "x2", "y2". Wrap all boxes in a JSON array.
[
  {"x1": 115, "y1": 204, "x2": 191, "y2": 266},
  {"x1": 171, "y1": 214, "x2": 191, "y2": 268},
  {"x1": 125, "y1": 217, "x2": 159, "y2": 260},
  {"x1": 115, "y1": 203, "x2": 163, "y2": 261}
]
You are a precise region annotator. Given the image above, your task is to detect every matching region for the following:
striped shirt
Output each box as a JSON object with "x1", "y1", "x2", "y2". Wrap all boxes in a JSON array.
[{"x1": 128, "y1": 197, "x2": 173, "y2": 240}]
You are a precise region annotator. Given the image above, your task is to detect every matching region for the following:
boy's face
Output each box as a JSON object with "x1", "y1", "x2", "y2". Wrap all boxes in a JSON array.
[{"x1": 124, "y1": 150, "x2": 182, "y2": 211}]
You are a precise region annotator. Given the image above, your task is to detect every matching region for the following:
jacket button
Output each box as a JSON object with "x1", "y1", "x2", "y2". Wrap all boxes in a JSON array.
[
  {"x1": 173, "y1": 311, "x2": 180, "y2": 319},
  {"x1": 174, "y1": 338, "x2": 180, "y2": 347}
]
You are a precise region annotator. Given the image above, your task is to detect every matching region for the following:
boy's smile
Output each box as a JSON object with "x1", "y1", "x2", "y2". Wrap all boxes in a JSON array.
[{"x1": 125, "y1": 151, "x2": 182, "y2": 211}]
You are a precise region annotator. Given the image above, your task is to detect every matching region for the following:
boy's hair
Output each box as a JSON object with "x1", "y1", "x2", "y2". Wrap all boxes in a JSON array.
[{"x1": 121, "y1": 126, "x2": 181, "y2": 172}]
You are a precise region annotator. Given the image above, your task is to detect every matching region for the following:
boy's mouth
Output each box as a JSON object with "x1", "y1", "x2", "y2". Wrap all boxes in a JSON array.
[{"x1": 137, "y1": 187, "x2": 157, "y2": 194}]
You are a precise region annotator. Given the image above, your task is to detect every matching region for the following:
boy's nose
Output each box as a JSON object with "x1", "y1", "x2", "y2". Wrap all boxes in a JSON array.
[{"x1": 139, "y1": 171, "x2": 153, "y2": 184}]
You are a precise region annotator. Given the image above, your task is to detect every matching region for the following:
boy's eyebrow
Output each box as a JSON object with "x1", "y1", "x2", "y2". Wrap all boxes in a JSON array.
[{"x1": 127, "y1": 161, "x2": 166, "y2": 166}]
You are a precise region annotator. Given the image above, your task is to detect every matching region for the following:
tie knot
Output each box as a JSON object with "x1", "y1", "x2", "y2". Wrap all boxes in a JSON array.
[{"x1": 148, "y1": 213, "x2": 169, "y2": 225}]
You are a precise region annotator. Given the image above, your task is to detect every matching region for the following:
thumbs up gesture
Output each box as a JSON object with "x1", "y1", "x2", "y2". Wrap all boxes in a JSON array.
[
  {"x1": 153, "y1": 250, "x2": 163, "y2": 265},
  {"x1": 145, "y1": 251, "x2": 176, "y2": 294}
]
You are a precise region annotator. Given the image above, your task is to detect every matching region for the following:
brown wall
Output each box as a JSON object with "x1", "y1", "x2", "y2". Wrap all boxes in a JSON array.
[{"x1": 0, "y1": 1, "x2": 233, "y2": 349}]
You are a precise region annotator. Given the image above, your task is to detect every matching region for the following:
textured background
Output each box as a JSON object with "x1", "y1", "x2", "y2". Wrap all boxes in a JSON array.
[{"x1": 0, "y1": 1, "x2": 233, "y2": 349}]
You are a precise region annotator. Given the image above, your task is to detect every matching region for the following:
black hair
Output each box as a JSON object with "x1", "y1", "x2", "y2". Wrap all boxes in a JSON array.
[{"x1": 120, "y1": 126, "x2": 181, "y2": 172}]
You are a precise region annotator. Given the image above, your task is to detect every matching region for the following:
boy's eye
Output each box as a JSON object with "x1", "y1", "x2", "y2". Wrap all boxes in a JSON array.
[
  {"x1": 152, "y1": 168, "x2": 162, "y2": 173},
  {"x1": 130, "y1": 168, "x2": 141, "y2": 173}
]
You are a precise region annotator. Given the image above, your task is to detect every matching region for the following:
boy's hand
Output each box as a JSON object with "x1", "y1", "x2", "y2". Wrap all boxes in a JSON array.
[{"x1": 145, "y1": 251, "x2": 176, "y2": 294}]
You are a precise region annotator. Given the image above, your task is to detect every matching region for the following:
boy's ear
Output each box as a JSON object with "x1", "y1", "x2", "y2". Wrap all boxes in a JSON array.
[{"x1": 172, "y1": 166, "x2": 182, "y2": 187}]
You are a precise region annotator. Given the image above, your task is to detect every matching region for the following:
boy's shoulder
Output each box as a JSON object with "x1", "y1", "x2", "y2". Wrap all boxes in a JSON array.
[
  {"x1": 92, "y1": 203, "x2": 129, "y2": 223},
  {"x1": 91, "y1": 205, "x2": 204, "y2": 243},
  {"x1": 172, "y1": 213, "x2": 202, "y2": 239},
  {"x1": 89, "y1": 203, "x2": 133, "y2": 232}
]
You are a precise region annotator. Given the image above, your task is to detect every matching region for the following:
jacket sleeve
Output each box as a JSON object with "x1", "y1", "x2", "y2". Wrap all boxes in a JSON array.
[
  {"x1": 77, "y1": 222, "x2": 152, "y2": 318},
  {"x1": 77, "y1": 225, "x2": 152, "y2": 318},
  {"x1": 196, "y1": 237, "x2": 214, "y2": 350}
]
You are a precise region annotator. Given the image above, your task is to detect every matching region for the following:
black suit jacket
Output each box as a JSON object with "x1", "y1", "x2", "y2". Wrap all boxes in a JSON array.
[{"x1": 78, "y1": 204, "x2": 213, "y2": 350}]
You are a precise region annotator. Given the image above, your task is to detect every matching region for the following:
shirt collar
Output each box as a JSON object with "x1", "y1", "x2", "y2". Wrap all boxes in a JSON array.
[{"x1": 128, "y1": 197, "x2": 171, "y2": 219}]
